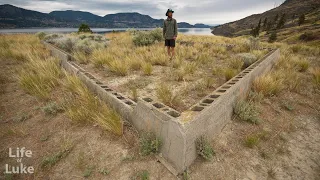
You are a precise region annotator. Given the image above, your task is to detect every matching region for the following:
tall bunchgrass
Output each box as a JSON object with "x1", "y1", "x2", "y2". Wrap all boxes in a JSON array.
[
  {"x1": 252, "y1": 73, "x2": 284, "y2": 96},
  {"x1": 224, "y1": 68, "x2": 238, "y2": 81},
  {"x1": 310, "y1": 67, "x2": 320, "y2": 88},
  {"x1": 107, "y1": 60, "x2": 129, "y2": 76},
  {"x1": 156, "y1": 83, "x2": 183, "y2": 110},
  {"x1": 5, "y1": 34, "x2": 123, "y2": 135},
  {"x1": 142, "y1": 62, "x2": 153, "y2": 76},
  {"x1": 91, "y1": 49, "x2": 114, "y2": 68},
  {"x1": 18, "y1": 56, "x2": 62, "y2": 99},
  {"x1": 63, "y1": 74, "x2": 123, "y2": 135}
]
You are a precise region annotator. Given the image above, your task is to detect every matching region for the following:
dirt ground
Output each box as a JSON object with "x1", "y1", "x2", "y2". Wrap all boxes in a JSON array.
[{"x1": 1, "y1": 55, "x2": 319, "y2": 180}]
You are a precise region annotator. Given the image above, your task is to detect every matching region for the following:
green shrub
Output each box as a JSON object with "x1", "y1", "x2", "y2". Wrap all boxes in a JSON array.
[
  {"x1": 131, "y1": 170, "x2": 149, "y2": 180},
  {"x1": 196, "y1": 136, "x2": 215, "y2": 161},
  {"x1": 244, "y1": 135, "x2": 259, "y2": 148},
  {"x1": 133, "y1": 28, "x2": 164, "y2": 46},
  {"x1": 35, "y1": 32, "x2": 47, "y2": 40},
  {"x1": 42, "y1": 102, "x2": 64, "y2": 116},
  {"x1": 268, "y1": 32, "x2": 277, "y2": 43},
  {"x1": 234, "y1": 99, "x2": 260, "y2": 124},
  {"x1": 139, "y1": 132, "x2": 162, "y2": 156},
  {"x1": 236, "y1": 53, "x2": 257, "y2": 69},
  {"x1": 299, "y1": 32, "x2": 317, "y2": 41}
]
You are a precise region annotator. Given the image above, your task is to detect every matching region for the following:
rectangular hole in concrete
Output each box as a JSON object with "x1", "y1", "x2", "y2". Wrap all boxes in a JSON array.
[
  {"x1": 143, "y1": 97, "x2": 153, "y2": 102},
  {"x1": 125, "y1": 101, "x2": 133, "y2": 105},
  {"x1": 96, "y1": 81, "x2": 103, "y2": 84},
  {"x1": 202, "y1": 99, "x2": 214, "y2": 104},
  {"x1": 217, "y1": 89, "x2": 226, "y2": 93},
  {"x1": 231, "y1": 79, "x2": 239, "y2": 82},
  {"x1": 101, "y1": 85, "x2": 109, "y2": 88},
  {"x1": 117, "y1": 96, "x2": 125, "y2": 100},
  {"x1": 105, "y1": 88, "x2": 113, "y2": 92},
  {"x1": 112, "y1": 92, "x2": 118, "y2": 95},
  {"x1": 210, "y1": 94, "x2": 220, "y2": 98},
  {"x1": 200, "y1": 103, "x2": 208, "y2": 106},
  {"x1": 153, "y1": 103, "x2": 165, "y2": 108},
  {"x1": 167, "y1": 111, "x2": 180, "y2": 118},
  {"x1": 162, "y1": 108, "x2": 169, "y2": 111},
  {"x1": 222, "y1": 86, "x2": 231, "y2": 89},
  {"x1": 191, "y1": 106, "x2": 204, "y2": 112},
  {"x1": 243, "y1": 72, "x2": 249, "y2": 74},
  {"x1": 228, "y1": 82, "x2": 236, "y2": 85}
]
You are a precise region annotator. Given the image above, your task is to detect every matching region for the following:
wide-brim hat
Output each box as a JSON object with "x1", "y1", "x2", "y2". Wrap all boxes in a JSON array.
[{"x1": 166, "y1": 9, "x2": 174, "y2": 16}]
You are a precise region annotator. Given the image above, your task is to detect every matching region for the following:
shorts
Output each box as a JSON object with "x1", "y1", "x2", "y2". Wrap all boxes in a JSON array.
[{"x1": 165, "y1": 39, "x2": 175, "y2": 47}]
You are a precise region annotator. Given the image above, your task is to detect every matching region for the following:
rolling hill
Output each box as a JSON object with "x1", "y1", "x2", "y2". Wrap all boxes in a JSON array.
[
  {"x1": 211, "y1": 0, "x2": 320, "y2": 38},
  {"x1": 0, "y1": 4, "x2": 210, "y2": 28}
]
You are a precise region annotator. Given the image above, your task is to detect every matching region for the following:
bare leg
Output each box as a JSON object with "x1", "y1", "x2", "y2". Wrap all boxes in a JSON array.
[
  {"x1": 167, "y1": 46, "x2": 171, "y2": 57},
  {"x1": 171, "y1": 47, "x2": 175, "y2": 58}
]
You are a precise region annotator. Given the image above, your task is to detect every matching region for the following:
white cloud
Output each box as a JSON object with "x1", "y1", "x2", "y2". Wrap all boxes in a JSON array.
[{"x1": 1, "y1": 0, "x2": 285, "y2": 24}]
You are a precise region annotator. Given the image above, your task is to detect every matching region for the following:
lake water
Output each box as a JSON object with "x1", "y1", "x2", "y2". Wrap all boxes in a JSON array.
[{"x1": 0, "y1": 28, "x2": 213, "y2": 35}]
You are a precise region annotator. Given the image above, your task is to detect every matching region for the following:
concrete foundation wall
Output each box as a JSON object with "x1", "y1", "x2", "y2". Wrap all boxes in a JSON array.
[
  {"x1": 182, "y1": 49, "x2": 280, "y2": 168},
  {"x1": 43, "y1": 42, "x2": 136, "y2": 121},
  {"x1": 43, "y1": 41, "x2": 280, "y2": 174}
]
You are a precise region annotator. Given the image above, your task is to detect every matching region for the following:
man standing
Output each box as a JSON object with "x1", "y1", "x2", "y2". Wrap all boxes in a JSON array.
[{"x1": 163, "y1": 9, "x2": 178, "y2": 58}]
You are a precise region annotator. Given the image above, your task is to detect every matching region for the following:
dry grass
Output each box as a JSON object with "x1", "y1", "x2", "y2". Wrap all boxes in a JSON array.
[
  {"x1": 156, "y1": 83, "x2": 184, "y2": 110},
  {"x1": 142, "y1": 62, "x2": 153, "y2": 76},
  {"x1": 253, "y1": 74, "x2": 284, "y2": 96},
  {"x1": 18, "y1": 56, "x2": 62, "y2": 99},
  {"x1": 3, "y1": 34, "x2": 123, "y2": 135},
  {"x1": 73, "y1": 51, "x2": 90, "y2": 65},
  {"x1": 293, "y1": 58, "x2": 309, "y2": 72},
  {"x1": 42, "y1": 32, "x2": 270, "y2": 111},
  {"x1": 63, "y1": 74, "x2": 123, "y2": 135},
  {"x1": 310, "y1": 67, "x2": 320, "y2": 88},
  {"x1": 224, "y1": 68, "x2": 238, "y2": 81},
  {"x1": 108, "y1": 60, "x2": 129, "y2": 76}
]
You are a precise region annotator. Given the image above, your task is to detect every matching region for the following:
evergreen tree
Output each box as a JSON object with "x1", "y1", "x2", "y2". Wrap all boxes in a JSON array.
[
  {"x1": 268, "y1": 31, "x2": 277, "y2": 43},
  {"x1": 78, "y1": 23, "x2": 92, "y2": 33},
  {"x1": 298, "y1": 14, "x2": 305, "y2": 26},
  {"x1": 276, "y1": 13, "x2": 286, "y2": 29},
  {"x1": 263, "y1": 17, "x2": 268, "y2": 30},
  {"x1": 274, "y1": 14, "x2": 279, "y2": 23},
  {"x1": 257, "y1": 19, "x2": 262, "y2": 31},
  {"x1": 266, "y1": 21, "x2": 272, "y2": 32}
]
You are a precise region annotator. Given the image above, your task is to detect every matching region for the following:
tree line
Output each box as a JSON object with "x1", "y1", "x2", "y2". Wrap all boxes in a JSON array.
[{"x1": 250, "y1": 13, "x2": 305, "y2": 43}]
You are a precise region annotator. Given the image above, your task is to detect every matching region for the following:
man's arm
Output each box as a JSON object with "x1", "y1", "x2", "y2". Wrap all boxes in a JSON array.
[
  {"x1": 174, "y1": 19, "x2": 178, "y2": 39},
  {"x1": 163, "y1": 20, "x2": 166, "y2": 38}
]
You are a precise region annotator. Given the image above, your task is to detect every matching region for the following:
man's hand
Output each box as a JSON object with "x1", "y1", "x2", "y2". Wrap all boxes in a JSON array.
[{"x1": 173, "y1": 36, "x2": 177, "y2": 40}]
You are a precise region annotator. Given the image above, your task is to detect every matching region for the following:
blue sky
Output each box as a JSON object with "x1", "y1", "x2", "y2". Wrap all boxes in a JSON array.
[{"x1": 2, "y1": 0, "x2": 285, "y2": 24}]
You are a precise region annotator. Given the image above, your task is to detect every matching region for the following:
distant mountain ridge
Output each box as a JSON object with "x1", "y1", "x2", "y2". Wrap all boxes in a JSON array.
[
  {"x1": 0, "y1": 4, "x2": 212, "y2": 28},
  {"x1": 211, "y1": 0, "x2": 320, "y2": 36}
]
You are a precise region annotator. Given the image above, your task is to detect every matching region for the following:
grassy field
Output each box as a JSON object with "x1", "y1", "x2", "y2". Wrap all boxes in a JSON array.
[
  {"x1": 0, "y1": 32, "x2": 319, "y2": 179},
  {"x1": 44, "y1": 30, "x2": 269, "y2": 111}
]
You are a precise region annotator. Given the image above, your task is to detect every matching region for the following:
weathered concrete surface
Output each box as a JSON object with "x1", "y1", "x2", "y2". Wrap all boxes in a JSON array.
[
  {"x1": 130, "y1": 100, "x2": 187, "y2": 173},
  {"x1": 43, "y1": 41, "x2": 280, "y2": 174},
  {"x1": 43, "y1": 42, "x2": 135, "y2": 121},
  {"x1": 181, "y1": 49, "x2": 281, "y2": 169}
]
